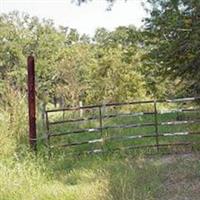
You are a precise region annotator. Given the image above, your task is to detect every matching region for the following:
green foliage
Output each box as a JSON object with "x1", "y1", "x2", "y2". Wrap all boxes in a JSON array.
[
  {"x1": 85, "y1": 26, "x2": 148, "y2": 103},
  {"x1": 1, "y1": 3, "x2": 200, "y2": 200},
  {"x1": 3, "y1": 6, "x2": 198, "y2": 106},
  {"x1": 145, "y1": 0, "x2": 200, "y2": 96},
  {"x1": 0, "y1": 11, "x2": 154, "y2": 107}
]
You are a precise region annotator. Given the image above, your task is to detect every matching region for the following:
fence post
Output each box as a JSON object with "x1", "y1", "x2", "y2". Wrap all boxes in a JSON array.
[
  {"x1": 45, "y1": 111, "x2": 51, "y2": 157},
  {"x1": 79, "y1": 101, "x2": 83, "y2": 117},
  {"x1": 154, "y1": 100, "x2": 159, "y2": 152},
  {"x1": 27, "y1": 55, "x2": 37, "y2": 151}
]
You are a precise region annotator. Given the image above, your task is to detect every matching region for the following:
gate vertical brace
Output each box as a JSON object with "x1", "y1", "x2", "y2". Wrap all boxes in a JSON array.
[
  {"x1": 99, "y1": 106, "x2": 103, "y2": 146},
  {"x1": 27, "y1": 55, "x2": 37, "y2": 151},
  {"x1": 45, "y1": 111, "x2": 51, "y2": 157},
  {"x1": 154, "y1": 100, "x2": 159, "y2": 152}
]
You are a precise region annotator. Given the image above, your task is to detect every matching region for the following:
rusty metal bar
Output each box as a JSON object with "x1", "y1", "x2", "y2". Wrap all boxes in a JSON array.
[
  {"x1": 48, "y1": 118, "x2": 200, "y2": 139},
  {"x1": 46, "y1": 96, "x2": 200, "y2": 113},
  {"x1": 103, "y1": 111, "x2": 154, "y2": 117},
  {"x1": 55, "y1": 142, "x2": 196, "y2": 155},
  {"x1": 32, "y1": 131, "x2": 200, "y2": 145},
  {"x1": 53, "y1": 141, "x2": 199, "y2": 156},
  {"x1": 103, "y1": 122, "x2": 155, "y2": 130},
  {"x1": 160, "y1": 131, "x2": 200, "y2": 137},
  {"x1": 50, "y1": 131, "x2": 200, "y2": 149},
  {"x1": 48, "y1": 107, "x2": 200, "y2": 126},
  {"x1": 159, "y1": 119, "x2": 200, "y2": 126},
  {"x1": 159, "y1": 108, "x2": 200, "y2": 114},
  {"x1": 49, "y1": 111, "x2": 155, "y2": 125},
  {"x1": 46, "y1": 100, "x2": 155, "y2": 113},
  {"x1": 165, "y1": 97, "x2": 200, "y2": 102},
  {"x1": 49, "y1": 116, "x2": 99, "y2": 125},
  {"x1": 49, "y1": 122, "x2": 156, "y2": 137},
  {"x1": 50, "y1": 127, "x2": 100, "y2": 137},
  {"x1": 27, "y1": 55, "x2": 36, "y2": 151},
  {"x1": 49, "y1": 118, "x2": 200, "y2": 138},
  {"x1": 88, "y1": 141, "x2": 199, "y2": 154},
  {"x1": 51, "y1": 138, "x2": 104, "y2": 148},
  {"x1": 50, "y1": 135, "x2": 152, "y2": 148}
]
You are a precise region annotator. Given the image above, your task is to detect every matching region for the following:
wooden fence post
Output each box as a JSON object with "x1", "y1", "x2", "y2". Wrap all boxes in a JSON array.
[{"x1": 27, "y1": 55, "x2": 37, "y2": 151}]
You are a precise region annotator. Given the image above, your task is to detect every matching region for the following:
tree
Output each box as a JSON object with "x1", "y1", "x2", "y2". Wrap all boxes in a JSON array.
[
  {"x1": 144, "y1": 0, "x2": 200, "y2": 96},
  {"x1": 86, "y1": 27, "x2": 147, "y2": 103},
  {"x1": 0, "y1": 10, "x2": 160, "y2": 108},
  {"x1": 55, "y1": 42, "x2": 96, "y2": 106}
]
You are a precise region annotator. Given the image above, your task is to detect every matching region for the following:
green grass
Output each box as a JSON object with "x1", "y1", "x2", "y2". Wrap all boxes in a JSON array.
[
  {"x1": 1, "y1": 91, "x2": 200, "y2": 200},
  {"x1": 1, "y1": 151, "x2": 200, "y2": 200}
]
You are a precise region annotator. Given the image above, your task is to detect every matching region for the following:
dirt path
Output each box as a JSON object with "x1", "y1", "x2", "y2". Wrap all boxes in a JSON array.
[{"x1": 149, "y1": 153, "x2": 200, "y2": 200}]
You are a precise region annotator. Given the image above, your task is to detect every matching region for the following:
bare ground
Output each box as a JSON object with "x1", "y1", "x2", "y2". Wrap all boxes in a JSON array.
[{"x1": 150, "y1": 153, "x2": 200, "y2": 200}]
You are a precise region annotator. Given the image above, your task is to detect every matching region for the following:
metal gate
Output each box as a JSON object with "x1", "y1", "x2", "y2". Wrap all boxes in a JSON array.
[{"x1": 45, "y1": 97, "x2": 200, "y2": 155}]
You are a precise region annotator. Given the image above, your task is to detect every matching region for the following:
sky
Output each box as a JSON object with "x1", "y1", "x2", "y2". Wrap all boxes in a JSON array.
[{"x1": 0, "y1": 0, "x2": 147, "y2": 36}]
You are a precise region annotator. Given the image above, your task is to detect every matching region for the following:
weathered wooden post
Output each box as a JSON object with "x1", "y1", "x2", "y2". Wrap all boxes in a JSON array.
[
  {"x1": 27, "y1": 55, "x2": 37, "y2": 151},
  {"x1": 79, "y1": 101, "x2": 83, "y2": 117}
]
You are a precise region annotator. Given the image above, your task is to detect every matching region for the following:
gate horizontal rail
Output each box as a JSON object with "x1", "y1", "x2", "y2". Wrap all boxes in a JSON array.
[
  {"x1": 49, "y1": 108, "x2": 200, "y2": 125},
  {"x1": 46, "y1": 97, "x2": 200, "y2": 113},
  {"x1": 48, "y1": 120, "x2": 200, "y2": 137},
  {"x1": 50, "y1": 131, "x2": 200, "y2": 149},
  {"x1": 45, "y1": 96, "x2": 200, "y2": 155},
  {"x1": 86, "y1": 142, "x2": 200, "y2": 155}
]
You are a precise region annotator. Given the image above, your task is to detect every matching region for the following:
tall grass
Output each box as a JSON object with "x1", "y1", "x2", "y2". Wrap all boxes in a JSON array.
[
  {"x1": 0, "y1": 86, "x2": 28, "y2": 157},
  {"x1": 0, "y1": 87, "x2": 108, "y2": 200},
  {"x1": 0, "y1": 87, "x2": 200, "y2": 200}
]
